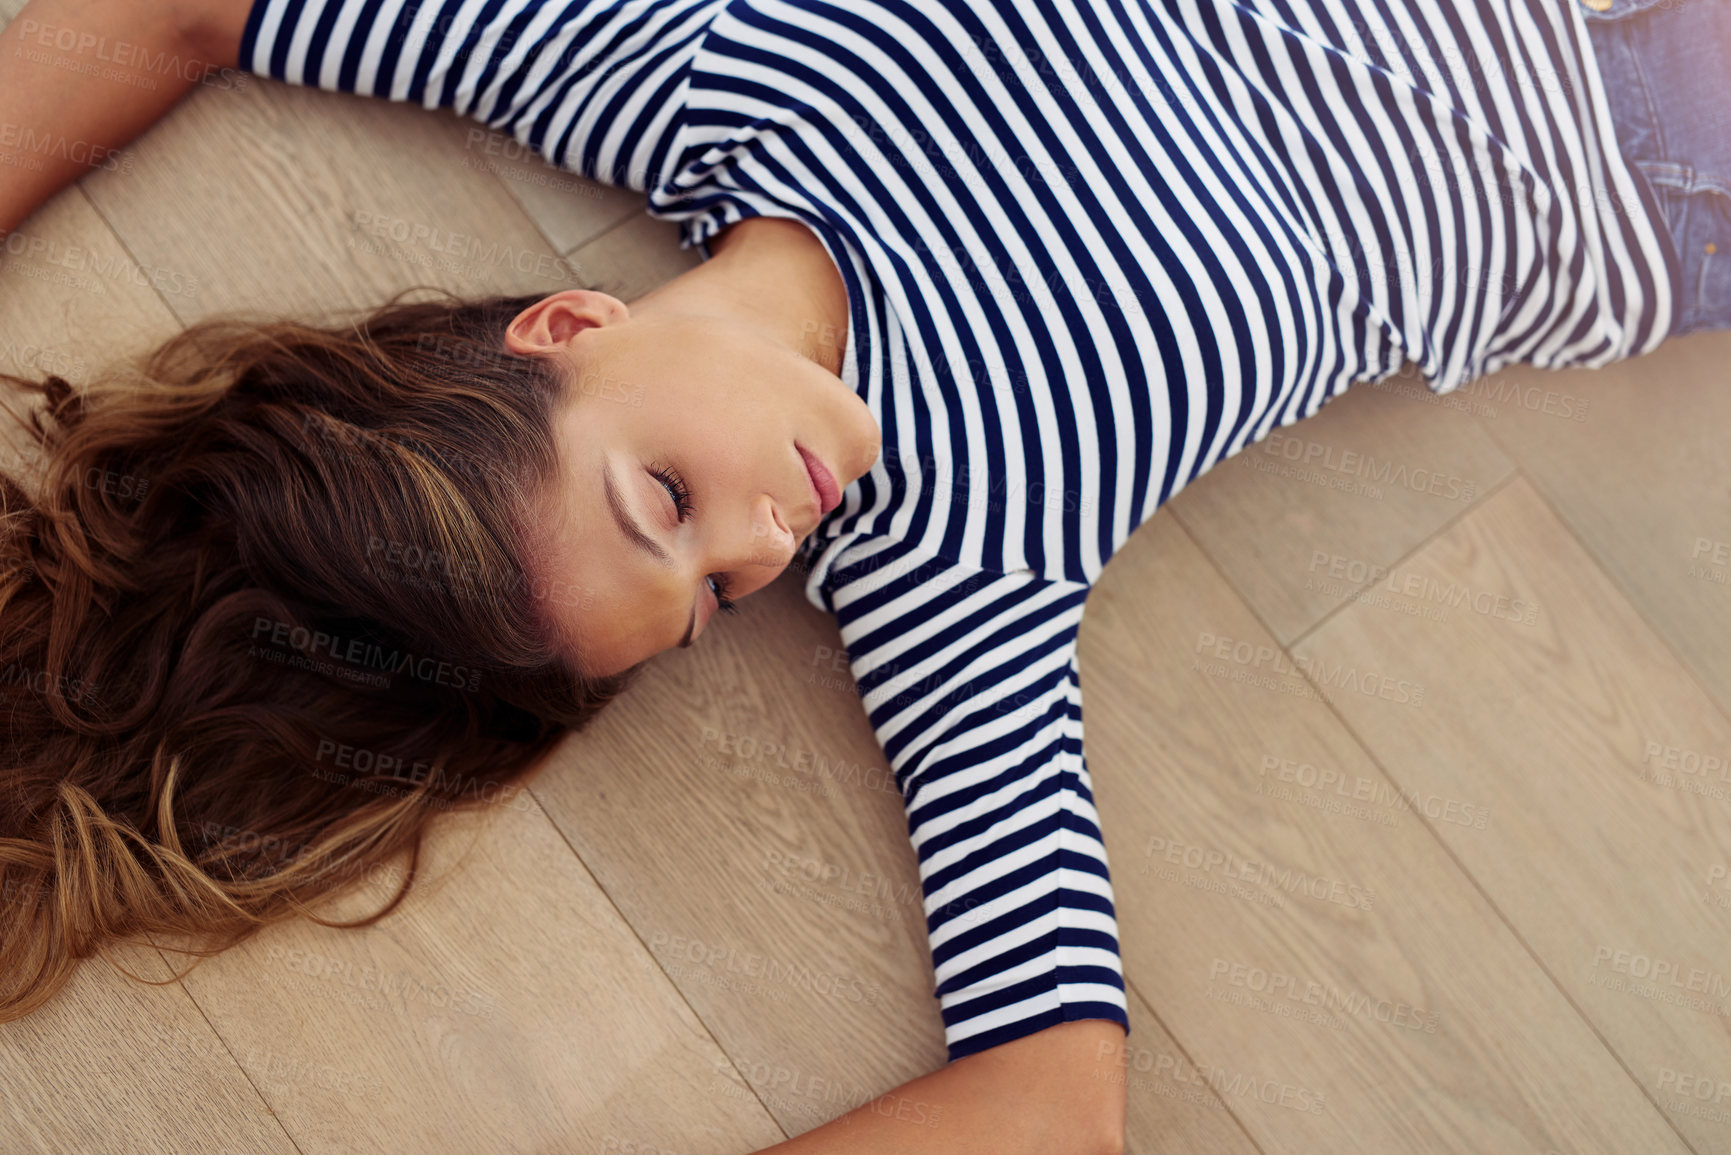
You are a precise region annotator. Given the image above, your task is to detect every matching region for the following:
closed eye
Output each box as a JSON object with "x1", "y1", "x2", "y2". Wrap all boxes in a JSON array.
[
  {"x1": 647, "y1": 461, "x2": 739, "y2": 622},
  {"x1": 650, "y1": 462, "x2": 693, "y2": 520}
]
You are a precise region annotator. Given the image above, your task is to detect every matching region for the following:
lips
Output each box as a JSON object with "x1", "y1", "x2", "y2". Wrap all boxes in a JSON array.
[{"x1": 795, "y1": 442, "x2": 841, "y2": 520}]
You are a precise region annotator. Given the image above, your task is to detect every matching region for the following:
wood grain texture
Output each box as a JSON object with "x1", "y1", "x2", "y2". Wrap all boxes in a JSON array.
[
  {"x1": 1079, "y1": 507, "x2": 1688, "y2": 1155},
  {"x1": 467, "y1": 129, "x2": 646, "y2": 256},
  {"x1": 1294, "y1": 475, "x2": 1731, "y2": 1152},
  {"x1": 566, "y1": 211, "x2": 705, "y2": 303},
  {"x1": 1118, "y1": 983, "x2": 1264, "y2": 1155},
  {"x1": 0, "y1": 187, "x2": 180, "y2": 352},
  {"x1": 0, "y1": 188, "x2": 182, "y2": 475},
  {"x1": 78, "y1": 79, "x2": 587, "y2": 324},
  {"x1": 149, "y1": 793, "x2": 786, "y2": 1154},
  {"x1": 1167, "y1": 366, "x2": 1516, "y2": 647},
  {"x1": 0, "y1": 944, "x2": 296, "y2": 1155},
  {"x1": 1457, "y1": 333, "x2": 1731, "y2": 721}
]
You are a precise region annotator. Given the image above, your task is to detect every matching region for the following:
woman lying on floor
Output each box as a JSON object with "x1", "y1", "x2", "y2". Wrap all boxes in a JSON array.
[{"x1": 0, "y1": 0, "x2": 1724, "y2": 1150}]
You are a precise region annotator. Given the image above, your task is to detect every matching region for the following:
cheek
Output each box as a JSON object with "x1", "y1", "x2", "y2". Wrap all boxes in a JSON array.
[{"x1": 565, "y1": 595, "x2": 636, "y2": 674}]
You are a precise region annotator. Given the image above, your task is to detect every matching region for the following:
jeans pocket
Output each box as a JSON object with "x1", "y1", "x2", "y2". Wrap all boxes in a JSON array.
[{"x1": 1640, "y1": 162, "x2": 1731, "y2": 335}]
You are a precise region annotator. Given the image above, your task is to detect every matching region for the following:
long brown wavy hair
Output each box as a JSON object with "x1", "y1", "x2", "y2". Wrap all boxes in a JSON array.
[{"x1": 0, "y1": 289, "x2": 642, "y2": 1021}]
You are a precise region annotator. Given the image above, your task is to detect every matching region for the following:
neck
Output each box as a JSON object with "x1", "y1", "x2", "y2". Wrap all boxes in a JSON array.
[{"x1": 628, "y1": 217, "x2": 849, "y2": 377}]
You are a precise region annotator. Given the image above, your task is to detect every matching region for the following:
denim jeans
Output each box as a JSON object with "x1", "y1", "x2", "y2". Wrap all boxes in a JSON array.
[
  {"x1": 1585, "y1": 0, "x2": 1731, "y2": 334},
  {"x1": 1581, "y1": 0, "x2": 1731, "y2": 336}
]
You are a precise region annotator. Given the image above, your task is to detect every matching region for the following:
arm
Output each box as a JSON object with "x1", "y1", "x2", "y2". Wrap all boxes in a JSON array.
[
  {"x1": 0, "y1": 0, "x2": 253, "y2": 235},
  {"x1": 755, "y1": 1018, "x2": 1127, "y2": 1155},
  {"x1": 785, "y1": 537, "x2": 1132, "y2": 1152}
]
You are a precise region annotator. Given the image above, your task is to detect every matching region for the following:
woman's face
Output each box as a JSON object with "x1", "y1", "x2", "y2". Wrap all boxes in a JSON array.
[{"x1": 508, "y1": 290, "x2": 880, "y2": 678}]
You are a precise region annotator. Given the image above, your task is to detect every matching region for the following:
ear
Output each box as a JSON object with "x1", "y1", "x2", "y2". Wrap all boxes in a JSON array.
[{"x1": 504, "y1": 289, "x2": 629, "y2": 355}]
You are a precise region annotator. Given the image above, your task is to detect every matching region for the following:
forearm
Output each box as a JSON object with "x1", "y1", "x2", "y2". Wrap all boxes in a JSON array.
[
  {"x1": 752, "y1": 1019, "x2": 1127, "y2": 1155},
  {"x1": 0, "y1": 0, "x2": 237, "y2": 236}
]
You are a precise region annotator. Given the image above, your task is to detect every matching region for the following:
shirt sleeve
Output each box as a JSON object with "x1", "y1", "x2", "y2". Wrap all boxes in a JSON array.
[
  {"x1": 237, "y1": 0, "x2": 723, "y2": 190},
  {"x1": 815, "y1": 534, "x2": 1129, "y2": 1062}
]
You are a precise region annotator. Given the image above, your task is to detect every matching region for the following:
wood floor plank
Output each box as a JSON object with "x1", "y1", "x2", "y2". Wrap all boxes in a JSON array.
[
  {"x1": 457, "y1": 124, "x2": 647, "y2": 257},
  {"x1": 0, "y1": 943, "x2": 296, "y2": 1155},
  {"x1": 1167, "y1": 366, "x2": 1516, "y2": 647},
  {"x1": 1077, "y1": 507, "x2": 1686, "y2": 1155},
  {"x1": 1117, "y1": 984, "x2": 1265, "y2": 1155},
  {"x1": 565, "y1": 211, "x2": 705, "y2": 302},
  {"x1": 77, "y1": 79, "x2": 584, "y2": 324},
  {"x1": 153, "y1": 791, "x2": 784, "y2": 1154},
  {"x1": 1294, "y1": 474, "x2": 1731, "y2": 1152},
  {"x1": 528, "y1": 566, "x2": 954, "y2": 1139},
  {"x1": 1458, "y1": 331, "x2": 1731, "y2": 721},
  {"x1": 0, "y1": 188, "x2": 183, "y2": 476}
]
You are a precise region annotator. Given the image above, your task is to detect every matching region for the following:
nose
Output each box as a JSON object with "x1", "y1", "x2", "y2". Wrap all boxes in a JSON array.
[{"x1": 741, "y1": 491, "x2": 796, "y2": 572}]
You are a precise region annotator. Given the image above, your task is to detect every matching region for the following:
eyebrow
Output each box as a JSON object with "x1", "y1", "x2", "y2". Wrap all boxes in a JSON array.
[{"x1": 601, "y1": 462, "x2": 698, "y2": 648}]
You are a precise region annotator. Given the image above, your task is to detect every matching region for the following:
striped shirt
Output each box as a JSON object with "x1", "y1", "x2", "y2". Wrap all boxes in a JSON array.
[{"x1": 241, "y1": 0, "x2": 1678, "y2": 1061}]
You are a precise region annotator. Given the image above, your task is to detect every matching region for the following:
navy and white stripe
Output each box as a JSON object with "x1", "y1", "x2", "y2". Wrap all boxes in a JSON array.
[{"x1": 242, "y1": 0, "x2": 1677, "y2": 1061}]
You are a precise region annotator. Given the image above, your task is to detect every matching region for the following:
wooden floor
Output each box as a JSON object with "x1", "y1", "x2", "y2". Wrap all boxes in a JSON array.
[{"x1": 4, "y1": 8, "x2": 1731, "y2": 1152}]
